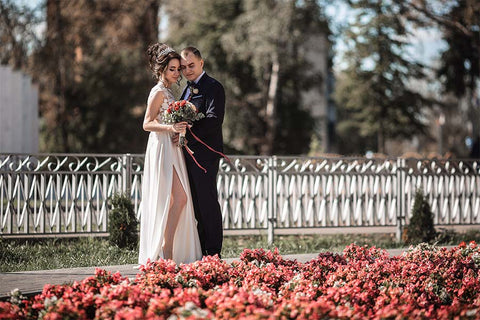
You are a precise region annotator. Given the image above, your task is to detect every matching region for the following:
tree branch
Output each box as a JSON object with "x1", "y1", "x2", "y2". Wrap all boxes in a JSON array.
[{"x1": 399, "y1": 0, "x2": 473, "y2": 36}]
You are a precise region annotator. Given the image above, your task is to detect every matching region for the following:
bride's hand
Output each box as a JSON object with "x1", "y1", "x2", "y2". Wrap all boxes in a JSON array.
[
  {"x1": 171, "y1": 122, "x2": 187, "y2": 134},
  {"x1": 171, "y1": 133, "x2": 179, "y2": 144}
]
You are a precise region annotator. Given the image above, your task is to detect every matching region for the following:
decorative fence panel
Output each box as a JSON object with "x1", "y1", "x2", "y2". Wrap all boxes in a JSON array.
[
  {"x1": 401, "y1": 158, "x2": 480, "y2": 226},
  {"x1": 273, "y1": 157, "x2": 399, "y2": 229},
  {"x1": 1, "y1": 154, "x2": 479, "y2": 239},
  {"x1": 217, "y1": 157, "x2": 270, "y2": 231},
  {"x1": 0, "y1": 154, "x2": 127, "y2": 235}
]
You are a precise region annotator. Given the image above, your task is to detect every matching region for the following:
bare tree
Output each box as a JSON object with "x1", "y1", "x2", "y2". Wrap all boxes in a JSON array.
[{"x1": 0, "y1": 0, "x2": 40, "y2": 70}]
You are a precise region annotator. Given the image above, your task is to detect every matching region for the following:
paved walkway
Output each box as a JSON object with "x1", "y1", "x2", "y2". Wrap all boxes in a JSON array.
[{"x1": 0, "y1": 248, "x2": 409, "y2": 299}]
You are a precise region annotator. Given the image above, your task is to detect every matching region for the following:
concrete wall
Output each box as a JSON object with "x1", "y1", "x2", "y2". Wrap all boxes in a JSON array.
[{"x1": 0, "y1": 66, "x2": 39, "y2": 153}]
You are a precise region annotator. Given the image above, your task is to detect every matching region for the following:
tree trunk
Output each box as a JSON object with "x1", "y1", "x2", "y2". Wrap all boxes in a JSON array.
[
  {"x1": 47, "y1": 0, "x2": 69, "y2": 151},
  {"x1": 0, "y1": 2, "x2": 24, "y2": 69},
  {"x1": 375, "y1": 2, "x2": 386, "y2": 155},
  {"x1": 262, "y1": 53, "x2": 280, "y2": 155},
  {"x1": 378, "y1": 120, "x2": 385, "y2": 154},
  {"x1": 140, "y1": 0, "x2": 160, "y2": 49},
  {"x1": 467, "y1": 87, "x2": 480, "y2": 157}
]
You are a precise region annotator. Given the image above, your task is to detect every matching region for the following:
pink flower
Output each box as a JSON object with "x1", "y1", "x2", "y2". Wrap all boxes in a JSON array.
[{"x1": 5, "y1": 243, "x2": 480, "y2": 319}]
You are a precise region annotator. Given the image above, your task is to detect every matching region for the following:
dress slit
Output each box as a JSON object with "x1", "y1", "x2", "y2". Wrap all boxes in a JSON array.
[{"x1": 172, "y1": 163, "x2": 189, "y2": 200}]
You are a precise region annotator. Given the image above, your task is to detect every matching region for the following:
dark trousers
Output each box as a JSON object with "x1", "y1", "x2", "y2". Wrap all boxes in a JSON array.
[{"x1": 184, "y1": 156, "x2": 223, "y2": 257}]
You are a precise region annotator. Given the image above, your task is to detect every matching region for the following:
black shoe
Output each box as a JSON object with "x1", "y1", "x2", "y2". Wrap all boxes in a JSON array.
[{"x1": 205, "y1": 251, "x2": 221, "y2": 259}]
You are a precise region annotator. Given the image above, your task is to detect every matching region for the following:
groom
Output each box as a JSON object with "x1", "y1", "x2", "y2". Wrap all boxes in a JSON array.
[{"x1": 178, "y1": 46, "x2": 225, "y2": 258}]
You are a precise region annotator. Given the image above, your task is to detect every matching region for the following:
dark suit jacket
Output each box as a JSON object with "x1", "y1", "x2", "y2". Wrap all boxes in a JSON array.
[{"x1": 181, "y1": 73, "x2": 225, "y2": 161}]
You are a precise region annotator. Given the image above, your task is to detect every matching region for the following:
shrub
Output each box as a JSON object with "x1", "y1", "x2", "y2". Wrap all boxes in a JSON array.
[
  {"x1": 108, "y1": 193, "x2": 138, "y2": 249},
  {"x1": 404, "y1": 188, "x2": 436, "y2": 244}
]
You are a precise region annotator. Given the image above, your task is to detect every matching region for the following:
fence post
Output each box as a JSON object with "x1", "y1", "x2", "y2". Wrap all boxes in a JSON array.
[
  {"x1": 396, "y1": 158, "x2": 405, "y2": 242},
  {"x1": 267, "y1": 156, "x2": 277, "y2": 245},
  {"x1": 122, "y1": 154, "x2": 132, "y2": 196},
  {"x1": 7, "y1": 172, "x2": 13, "y2": 234}
]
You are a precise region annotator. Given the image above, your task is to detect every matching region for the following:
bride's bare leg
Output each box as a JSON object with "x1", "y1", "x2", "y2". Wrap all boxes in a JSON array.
[{"x1": 163, "y1": 167, "x2": 187, "y2": 260}]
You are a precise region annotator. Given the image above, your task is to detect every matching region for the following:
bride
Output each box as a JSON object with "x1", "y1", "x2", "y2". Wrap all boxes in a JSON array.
[{"x1": 138, "y1": 43, "x2": 202, "y2": 265}]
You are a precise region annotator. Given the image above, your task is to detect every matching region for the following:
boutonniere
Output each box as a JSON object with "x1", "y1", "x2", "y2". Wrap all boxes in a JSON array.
[{"x1": 187, "y1": 81, "x2": 199, "y2": 96}]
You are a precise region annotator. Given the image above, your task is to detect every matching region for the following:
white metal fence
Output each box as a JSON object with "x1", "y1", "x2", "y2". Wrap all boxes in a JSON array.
[{"x1": 1, "y1": 154, "x2": 479, "y2": 239}]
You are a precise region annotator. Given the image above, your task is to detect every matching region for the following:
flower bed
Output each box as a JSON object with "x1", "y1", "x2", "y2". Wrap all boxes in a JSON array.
[{"x1": 1, "y1": 242, "x2": 480, "y2": 319}]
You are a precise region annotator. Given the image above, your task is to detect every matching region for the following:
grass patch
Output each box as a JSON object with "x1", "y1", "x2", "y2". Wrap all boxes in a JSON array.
[
  {"x1": 1, "y1": 230, "x2": 479, "y2": 272},
  {"x1": 0, "y1": 237, "x2": 136, "y2": 272},
  {"x1": 222, "y1": 233, "x2": 404, "y2": 258}
]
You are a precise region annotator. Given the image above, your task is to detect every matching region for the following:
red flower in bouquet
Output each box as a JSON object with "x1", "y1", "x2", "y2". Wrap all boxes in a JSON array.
[
  {"x1": 164, "y1": 100, "x2": 204, "y2": 126},
  {"x1": 163, "y1": 100, "x2": 205, "y2": 147}
]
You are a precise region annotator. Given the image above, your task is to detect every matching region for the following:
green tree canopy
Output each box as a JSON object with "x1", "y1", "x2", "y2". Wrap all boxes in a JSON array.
[
  {"x1": 398, "y1": 0, "x2": 480, "y2": 157},
  {"x1": 166, "y1": 0, "x2": 329, "y2": 155},
  {"x1": 335, "y1": 0, "x2": 431, "y2": 154},
  {"x1": 30, "y1": 0, "x2": 159, "y2": 152}
]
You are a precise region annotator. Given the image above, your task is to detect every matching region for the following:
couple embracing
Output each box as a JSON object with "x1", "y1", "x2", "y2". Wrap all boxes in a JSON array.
[{"x1": 138, "y1": 43, "x2": 225, "y2": 264}]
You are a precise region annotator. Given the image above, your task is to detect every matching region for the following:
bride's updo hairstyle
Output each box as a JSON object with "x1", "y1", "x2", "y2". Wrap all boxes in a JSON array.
[{"x1": 146, "y1": 43, "x2": 181, "y2": 82}]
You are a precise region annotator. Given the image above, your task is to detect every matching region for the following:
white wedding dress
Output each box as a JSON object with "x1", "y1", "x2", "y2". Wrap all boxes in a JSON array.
[{"x1": 138, "y1": 82, "x2": 203, "y2": 265}]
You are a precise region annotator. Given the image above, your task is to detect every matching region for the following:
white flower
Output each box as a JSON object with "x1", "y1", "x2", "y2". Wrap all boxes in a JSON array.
[{"x1": 44, "y1": 296, "x2": 58, "y2": 308}]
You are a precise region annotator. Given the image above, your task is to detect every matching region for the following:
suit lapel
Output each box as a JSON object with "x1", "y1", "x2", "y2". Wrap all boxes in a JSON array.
[
  {"x1": 180, "y1": 86, "x2": 188, "y2": 100},
  {"x1": 192, "y1": 73, "x2": 208, "y2": 113},
  {"x1": 196, "y1": 73, "x2": 208, "y2": 91}
]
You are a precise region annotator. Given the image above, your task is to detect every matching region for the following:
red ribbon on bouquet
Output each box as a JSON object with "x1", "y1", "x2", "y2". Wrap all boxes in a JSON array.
[{"x1": 183, "y1": 126, "x2": 230, "y2": 173}]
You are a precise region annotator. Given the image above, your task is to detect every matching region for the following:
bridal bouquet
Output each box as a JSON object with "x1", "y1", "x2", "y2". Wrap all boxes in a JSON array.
[{"x1": 163, "y1": 100, "x2": 205, "y2": 147}]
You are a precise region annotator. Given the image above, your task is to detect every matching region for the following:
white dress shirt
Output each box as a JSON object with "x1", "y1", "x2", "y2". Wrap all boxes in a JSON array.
[{"x1": 184, "y1": 71, "x2": 205, "y2": 99}]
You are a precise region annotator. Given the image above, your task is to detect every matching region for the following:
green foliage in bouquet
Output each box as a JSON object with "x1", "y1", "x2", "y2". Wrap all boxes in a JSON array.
[
  {"x1": 404, "y1": 189, "x2": 436, "y2": 245},
  {"x1": 163, "y1": 100, "x2": 205, "y2": 124},
  {"x1": 108, "y1": 194, "x2": 138, "y2": 249}
]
